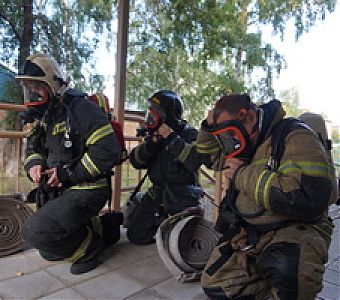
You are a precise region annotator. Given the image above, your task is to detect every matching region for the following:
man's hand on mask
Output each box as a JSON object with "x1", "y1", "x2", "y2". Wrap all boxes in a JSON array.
[
  {"x1": 223, "y1": 158, "x2": 246, "y2": 181},
  {"x1": 29, "y1": 165, "x2": 43, "y2": 183},
  {"x1": 45, "y1": 167, "x2": 62, "y2": 187},
  {"x1": 157, "y1": 124, "x2": 173, "y2": 138}
]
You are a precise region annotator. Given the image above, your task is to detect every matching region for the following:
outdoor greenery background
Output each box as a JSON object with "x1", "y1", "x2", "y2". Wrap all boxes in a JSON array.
[{"x1": 0, "y1": 0, "x2": 339, "y2": 195}]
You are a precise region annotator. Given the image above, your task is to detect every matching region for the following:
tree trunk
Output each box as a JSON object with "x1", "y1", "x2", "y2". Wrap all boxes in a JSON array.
[{"x1": 18, "y1": 0, "x2": 33, "y2": 69}]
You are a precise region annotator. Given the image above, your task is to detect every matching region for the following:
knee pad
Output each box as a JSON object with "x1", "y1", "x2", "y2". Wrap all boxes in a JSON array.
[{"x1": 258, "y1": 242, "x2": 300, "y2": 300}]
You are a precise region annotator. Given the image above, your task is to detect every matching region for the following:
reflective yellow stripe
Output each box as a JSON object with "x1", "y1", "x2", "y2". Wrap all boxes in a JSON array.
[
  {"x1": 278, "y1": 160, "x2": 331, "y2": 178},
  {"x1": 263, "y1": 172, "x2": 276, "y2": 211},
  {"x1": 196, "y1": 142, "x2": 221, "y2": 154},
  {"x1": 255, "y1": 169, "x2": 273, "y2": 208},
  {"x1": 86, "y1": 124, "x2": 113, "y2": 146},
  {"x1": 178, "y1": 145, "x2": 192, "y2": 162},
  {"x1": 52, "y1": 122, "x2": 66, "y2": 135},
  {"x1": 66, "y1": 227, "x2": 93, "y2": 262},
  {"x1": 251, "y1": 159, "x2": 267, "y2": 166},
  {"x1": 91, "y1": 216, "x2": 103, "y2": 236},
  {"x1": 81, "y1": 152, "x2": 100, "y2": 177},
  {"x1": 69, "y1": 178, "x2": 108, "y2": 190},
  {"x1": 24, "y1": 153, "x2": 44, "y2": 166}
]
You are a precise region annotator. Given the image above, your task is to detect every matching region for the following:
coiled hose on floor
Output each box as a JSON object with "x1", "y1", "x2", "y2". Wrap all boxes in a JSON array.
[{"x1": 0, "y1": 194, "x2": 33, "y2": 257}]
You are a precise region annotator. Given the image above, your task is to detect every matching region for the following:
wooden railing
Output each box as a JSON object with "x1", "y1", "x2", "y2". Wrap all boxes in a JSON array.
[{"x1": 0, "y1": 103, "x2": 221, "y2": 216}]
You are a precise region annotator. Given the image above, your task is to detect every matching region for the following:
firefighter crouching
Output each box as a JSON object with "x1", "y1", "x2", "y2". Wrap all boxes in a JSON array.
[
  {"x1": 126, "y1": 90, "x2": 204, "y2": 245},
  {"x1": 16, "y1": 52, "x2": 123, "y2": 275},
  {"x1": 197, "y1": 93, "x2": 337, "y2": 300}
]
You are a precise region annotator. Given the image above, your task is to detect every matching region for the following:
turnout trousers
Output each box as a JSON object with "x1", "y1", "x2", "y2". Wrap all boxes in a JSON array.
[
  {"x1": 201, "y1": 223, "x2": 332, "y2": 300},
  {"x1": 21, "y1": 188, "x2": 108, "y2": 260}
]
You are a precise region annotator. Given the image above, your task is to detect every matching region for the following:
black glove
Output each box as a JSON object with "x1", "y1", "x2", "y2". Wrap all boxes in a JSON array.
[{"x1": 145, "y1": 136, "x2": 164, "y2": 153}]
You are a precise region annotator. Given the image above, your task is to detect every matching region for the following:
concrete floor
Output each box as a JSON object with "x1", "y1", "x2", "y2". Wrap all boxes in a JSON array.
[{"x1": 0, "y1": 205, "x2": 339, "y2": 300}]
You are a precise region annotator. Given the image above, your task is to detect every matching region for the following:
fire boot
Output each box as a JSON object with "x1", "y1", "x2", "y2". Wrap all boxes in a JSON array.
[{"x1": 70, "y1": 233, "x2": 106, "y2": 275}]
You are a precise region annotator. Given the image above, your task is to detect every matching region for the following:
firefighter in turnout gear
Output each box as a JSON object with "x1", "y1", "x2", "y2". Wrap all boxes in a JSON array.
[
  {"x1": 126, "y1": 90, "x2": 204, "y2": 245},
  {"x1": 17, "y1": 52, "x2": 123, "y2": 275},
  {"x1": 197, "y1": 94, "x2": 337, "y2": 300}
]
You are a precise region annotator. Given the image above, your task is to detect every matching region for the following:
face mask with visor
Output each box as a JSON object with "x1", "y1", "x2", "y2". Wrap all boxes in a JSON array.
[
  {"x1": 197, "y1": 118, "x2": 255, "y2": 171},
  {"x1": 144, "y1": 107, "x2": 166, "y2": 135},
  {"x1": 20, "y1": 81, "x2": 49, "y2": 107}
]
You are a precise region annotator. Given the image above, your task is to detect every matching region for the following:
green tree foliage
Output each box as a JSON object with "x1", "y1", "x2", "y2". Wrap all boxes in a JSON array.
[
  {"x1": 279, "y1": 86, "x2": 303, "y2": 117},
  {"x1": 331, "y1": 127, "x2": 340, "y2": 144},
  {"x1": 127, "y1": 0, "x2": 336, "y2": 123},
  {"x1": 0, "y1": 0, "x2": 116, "y2": 95}
]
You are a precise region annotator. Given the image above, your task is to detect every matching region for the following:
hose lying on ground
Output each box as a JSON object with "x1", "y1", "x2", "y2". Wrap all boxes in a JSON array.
[{"x1": 0, "y1": 194, "x2": 33, "y2": 258}]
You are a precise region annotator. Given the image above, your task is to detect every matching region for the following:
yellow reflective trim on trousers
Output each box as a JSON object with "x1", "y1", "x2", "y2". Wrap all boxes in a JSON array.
[
  {"x1": 86, "y1": 124, "x2": 113, "y2": 146},
  {"x1": 278, "y1": 160, "x2": 331, "y2": 178},
  {"x1": 24, "y1": 153, "x2": 44, "y2": 165},
  {"x1": 81, "y1": 152, "x2": 100, "y2": 177},
  {"x1": 91, "y1": 216, "x2": 103, "y2": 236},
  {"x1": 255, "y1": 169, "x2": 273, "y2": 208},
  {"x1": 66, "y1": 227, "x2": 93, "y2": 262}
]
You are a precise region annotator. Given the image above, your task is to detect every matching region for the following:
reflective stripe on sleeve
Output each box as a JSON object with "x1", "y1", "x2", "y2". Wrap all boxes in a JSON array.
[
  {"x1": 278, "y1": 160, "x2": 331, "y2": 178},
  {"x1": 24, "y1": 153, "x2": 44, "y2": 166},
  {"x1": 196, "y1": 141, "x2": 221, "y2": 154},
  {"x1": 177, "y1": 144, "x2": 193, "y2": 163},
  {"x1": 81, "y1": 152, "x2": 100, "y2": 177},
  {"x1": 86, "y1": 124, "x2": 113, "y2": 146},
  {"x1": 255, "y1": 169, "x2": 275, "y2": 210}
]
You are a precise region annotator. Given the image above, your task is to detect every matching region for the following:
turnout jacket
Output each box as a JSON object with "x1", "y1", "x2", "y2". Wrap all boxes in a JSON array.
[
  {"x1": 130, "y1": 123, "x2": 200, "y2": 187},
  {"x1": 233, "y1": 101, "x2": 337, "y2": 229},
  {"x1": 24, "y1": 89, "x2": 121, "y2": 189}
]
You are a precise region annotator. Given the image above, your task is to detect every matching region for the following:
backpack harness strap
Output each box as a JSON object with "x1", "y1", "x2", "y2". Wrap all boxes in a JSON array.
[{"x1": 267, "y1": 117, "x2": 310, "y2": 171}]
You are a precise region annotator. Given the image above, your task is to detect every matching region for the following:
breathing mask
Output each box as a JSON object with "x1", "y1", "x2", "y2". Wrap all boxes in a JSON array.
[
  {"x1": 138, "y1": 107, "x2": 166, "y2": 137},
  {"x1": 197, "y1": 119, "x2": 255, "y2": 171},
  {"x1": 20, "y1": 81, "x2": 49, "y2": 107}
]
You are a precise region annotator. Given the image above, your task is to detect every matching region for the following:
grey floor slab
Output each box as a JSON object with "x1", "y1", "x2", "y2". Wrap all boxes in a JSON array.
[
  {"x1": 0, "y1": 253, "x2": 40, "y2": 281},
  {"x1": 119, "y1": 255, "x2": 172, "y2": 286},
  {"x1": 73, "y1": 272, "x2": 146, "y2": 299},
  {"x1": 0, "y1": 270, "x2": 65, "y2": 299},
  {"x1": 45, "y1": 260, "x2": 112, "y2": 285},
  {"x1": 0, "y1": 205, "x2": 338, "y2": 300},
  {"x1": 126, "y1": 288, "x2": 169, "y2": 300},
  {"x1": 150, "y1": 277, "x2": 206, "y2": 300},
  {"x1": 317, "y1": 282, "x2": 340, "y2": 300},
  {"x1": 37, "y1": 288, "x2": 87, "y2": 300}
]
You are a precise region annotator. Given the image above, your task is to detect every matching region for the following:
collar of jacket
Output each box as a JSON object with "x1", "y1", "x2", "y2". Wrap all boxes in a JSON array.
[{"x1": 256, "y1": 100, "x2": 285, "y2": 146}]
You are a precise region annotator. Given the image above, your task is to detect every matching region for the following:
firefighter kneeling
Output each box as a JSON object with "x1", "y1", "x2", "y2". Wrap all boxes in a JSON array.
[
  {"x1": 17, "y1": 53, "x2": 123, "y2": 275},
  {"x1": 197, "y1": 93, "x2": 337, "y2": 300}
]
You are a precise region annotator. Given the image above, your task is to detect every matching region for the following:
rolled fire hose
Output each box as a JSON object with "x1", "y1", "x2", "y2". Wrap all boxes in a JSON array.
[
  {"x1": 156, "y1": 210, "x2": 220, "y2": 282},
  {"x1": 0, "y1": 194, "x2": 33, "y2": 258}
]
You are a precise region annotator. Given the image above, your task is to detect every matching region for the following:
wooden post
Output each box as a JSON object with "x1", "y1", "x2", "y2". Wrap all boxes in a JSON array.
[{"x1": 112, "y1": 0, "x2": 129, "y2": 210}]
